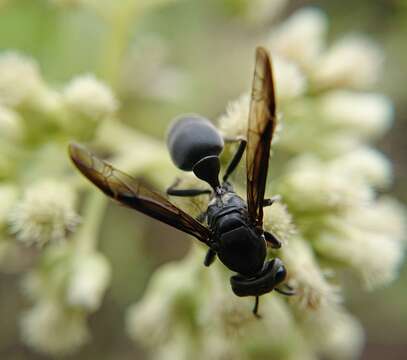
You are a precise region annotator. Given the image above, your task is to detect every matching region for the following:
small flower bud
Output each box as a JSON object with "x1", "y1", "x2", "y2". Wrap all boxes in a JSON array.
[
  {"x1": 126, "y1": 251, "x2": 204, "y2": 345},
  {"x1": 320, "y1": 90, "x2": 393, "y2": 139},
  {"x1": 67, "y1": 252, "x2": 111, "y2": 311},
  {"x1": 315, "y1": 216, "x2": 404, "y2": 289},
  {"x1": 273, "y1": 56, "x2": 307, "y2": 100},
  {"x1": 8, "y1": 180, "x2": 80, "y2": 246},
  {"x1": 269, "y1": 8, "x2": 328, "y2": 70},
  {"x1": 312, "y1": 36, "x2": 384, "y2": 89},
  {"x1": 0, "y1": 51, "x2": 43, "y2": 107},
  {"x1": 263, "y1": 201, "x2": 296, "y2": 244},
  {"x1": 218, "y1": 94, "x2": 250, "y2": 139},
  {"x1": 278, "y1": 156, "x2": 373, "y2": 213},
  {"x1": 20, "y1": 300, "x2": 89, "y2": 355},
  {"x1": 281, "y1": 237, "x2": 340, "y2": 310},
  {"x1": 330, "y1": 147, "x2": 392, "y2": 188},
  {"x1": 301, "y1": 305, "x2": 364, "y2": 360},
  {"x1": 63, "y1": 74, "x2": 118, "y2": 121}
]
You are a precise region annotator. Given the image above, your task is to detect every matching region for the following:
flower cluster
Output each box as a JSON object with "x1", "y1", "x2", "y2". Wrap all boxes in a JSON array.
[
  {"x1": 127, "y1": 7, "x2": 406, "y2": 360},
  {"x1": 1, "y1": 1, "x2": 405, "y2": 358},
  {"x1": 0, "y1": 48, "x2": 120, "y2": 353},
  {"x1": 0, "y1": 42, "x2": 177, "y2": 355},
  {"x1": 0, "y1": 0, "x2": 190, "y2": 356},
  {"x1": 20, "y1": 242, "x2": 111, "y2": 355}
]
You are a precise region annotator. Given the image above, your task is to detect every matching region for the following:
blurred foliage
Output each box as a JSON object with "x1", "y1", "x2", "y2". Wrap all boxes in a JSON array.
[{"x1": 0, "y1": 0, "x2": 406, "y2": 359}]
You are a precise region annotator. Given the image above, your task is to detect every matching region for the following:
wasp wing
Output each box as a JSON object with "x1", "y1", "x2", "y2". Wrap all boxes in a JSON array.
[
  {"x1": 69, "y1": 143, "x2": 211, "y2": 246},
  {"x1": 246, "y1": 47, "x2": 277, "y2": 227}
]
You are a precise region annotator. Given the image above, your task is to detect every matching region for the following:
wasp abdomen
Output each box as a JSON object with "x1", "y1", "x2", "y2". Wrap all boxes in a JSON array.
[
  {"x1": 167, "y1": 115, "x2": 224, "y2": 171},
  {"x1": 217, "y1": 225, "x2": 266, "y2": 276}
]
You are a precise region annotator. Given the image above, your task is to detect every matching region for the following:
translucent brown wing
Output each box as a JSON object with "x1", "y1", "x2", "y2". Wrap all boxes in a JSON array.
[
  {"x1": 246, "y1": 47, "x2": 277, "y2": 227},
  {"x1": 69, "y1": 143, "x2": 211, "y2": 245}
]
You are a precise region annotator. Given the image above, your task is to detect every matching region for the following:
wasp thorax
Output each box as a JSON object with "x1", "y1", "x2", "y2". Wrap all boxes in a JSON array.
[{"x1": 167, "y1": 115, "x2": 224, "y2": 171}]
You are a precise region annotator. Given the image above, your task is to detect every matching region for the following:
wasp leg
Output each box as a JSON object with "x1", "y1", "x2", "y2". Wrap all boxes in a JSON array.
[
  {"x1": 264, "y1": 231, "x2": 282, "y2": 249},
  {"x1": 263, "y1": 195, "x2": 282, "y2": 207},
  {"x1": 252, "y1": 296, "x2": 261, "y2": 318},
  {"x1": 275, "y1": 284, "x2": 296, "y2": 296},
  {"x1": 167, "y1": 179, "x2": 212, "y2": 197},
  {"x1": 167, "y1": 188, "x2": 212, "y2": 197},
  {"x1": 223, "y1": 138, "x2": 247, "y2": 182},
  {"x1": 204, "y1": 248, "x2": 217, "y2": 267}
]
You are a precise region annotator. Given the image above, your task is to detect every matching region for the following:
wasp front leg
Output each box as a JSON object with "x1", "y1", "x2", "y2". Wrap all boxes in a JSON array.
[
  {"x1": 264, "y1": 231, "x2": 282, "y2": 249},
  {"x1": 166, "y1": 178, "x2": 212, "y2": 197},
  {"x1": 263, "y1": 195, "x2": 282, "y2": 207},
  {"x1": 204, "y1": 248, "x2": 217, "y2": 267},
  {"x1": 222, "y1": 137, "x2": 247, "y2": 182}
]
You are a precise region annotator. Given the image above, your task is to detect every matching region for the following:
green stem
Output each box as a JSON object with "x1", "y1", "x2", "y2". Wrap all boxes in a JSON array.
[
  {"x1": 100, "y1": 3, "x2": 139, "y2": 90},
  {"x1": 75, "y1": 191, "x2": 107, "y2": 253}
]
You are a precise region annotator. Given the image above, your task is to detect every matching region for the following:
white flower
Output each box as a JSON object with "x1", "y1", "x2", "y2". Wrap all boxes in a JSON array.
[
  {"x1": 301, "y1": 305, "x2": 364, "y2": 360},
  {"x1": 346, "y1": 197, "x2": 406, "y2": 242},
  {"x1": 273, "y1": 56, "x2": 307, "y2": 100},
  {"x1": 218, "y1": 94, "x2": 250, "y2": 139},
  {"x1": 0, "y1": 105, "x2": 23, "y2": 142},
  {"x1": 127, "y1": 294, "x2": 172, "y2": 346},
  {"x1": 201, "y1": 267, "x2": 317, "y2": 359},
  {"x1": 153, "y1": 331, "x2": 196, "y2": 360},
  {"x1": 200, "y1": 332, "x2": 243, "y2": 360},
  {"x1": 202, "y1": 268, "x2": 256, "y2": 337},
  {"x1": 0, "y1": 51, "x2": 43, "y2": 107},
  {"x1": 8, "y1": 180, "x2": 81, "y2": 246},
  {"x1": 315, "y1": 212, "x2": 405, "y2": 289},
  {"x1": 126, "y1": 251, "x2": 204, "y2": 345},
  {"x1": 320, "y1": 90, "x2": 393, "y2": 139},
  {"x1": 268, "y1": 8, "x2": 328, "y2": 71},
  {"x1": 63, "y1": 74, "x2": 118, "y2": 121},
  {"x1": 20, "y1": 300, "x2": 89, "y2": 355},
  {"x1": 312, "y1": 36, "x2": 384, "y2": 89},
  {"x1": 312, "y1": 132, "x2": 360, "y2": 157},
  {"x1": 263, "y1": 201, "x2": 296, "y2": 244},
  {"x1": 281, "y1": 237, "x2": 340, "y2": 310},
  {"x1": 278, "y1": 156, "x2": 373, "y2": 213},
  {"x1": 276, "y1": 101, "x2": 362, "y2": 157},
  {"x1": 67, "y1": 252, "x2": 111, "y2": 311},
  {"x1": 329, "y1": 147, "x2": 392, "y2": 188}
]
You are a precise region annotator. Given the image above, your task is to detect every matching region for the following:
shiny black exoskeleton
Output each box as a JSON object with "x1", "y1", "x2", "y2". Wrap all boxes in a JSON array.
[
  {"x1": 167, "y1": 115, "x2": 291, "y2": 315},
  {"x1": 69, "y1": 47, "x2": 294, "y2": 318}
]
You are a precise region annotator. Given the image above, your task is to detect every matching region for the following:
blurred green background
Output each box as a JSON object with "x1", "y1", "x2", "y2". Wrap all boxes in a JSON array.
[{"x1": 0, "y1": 0, "x2": 406, "y2": 359}]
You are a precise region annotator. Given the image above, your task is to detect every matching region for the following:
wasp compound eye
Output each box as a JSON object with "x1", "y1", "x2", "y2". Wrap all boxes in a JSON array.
[
  {"x1": 274, "y1": 265, "x2": 287, "y2": 284},
  {"x1": 167, "y1": 115, "x2": 224, "y2": 171}
]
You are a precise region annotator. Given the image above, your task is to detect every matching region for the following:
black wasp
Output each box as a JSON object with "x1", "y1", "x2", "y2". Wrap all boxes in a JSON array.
[{"x1": 69, "y1": 47, "x2": 294, "y2": 317}]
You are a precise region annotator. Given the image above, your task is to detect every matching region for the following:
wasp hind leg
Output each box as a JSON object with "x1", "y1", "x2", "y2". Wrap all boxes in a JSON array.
[
  {"x1": 252, "y1": 296, "x2": 261, "y2": 319},
  {"x1": 275, "y1": 284, "x2": 296, "y2": 296}
]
